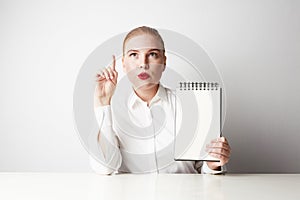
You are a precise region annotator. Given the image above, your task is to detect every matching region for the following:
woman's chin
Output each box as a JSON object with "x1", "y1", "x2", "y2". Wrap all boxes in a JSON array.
[{"x1": 133, "y1": 81, "x2": 158, "y2": 91}]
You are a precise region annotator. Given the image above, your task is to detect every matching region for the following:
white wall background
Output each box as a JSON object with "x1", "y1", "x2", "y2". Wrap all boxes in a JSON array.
[{"x1": 0, "y1": 0, "x2": 299, "y2": 173}]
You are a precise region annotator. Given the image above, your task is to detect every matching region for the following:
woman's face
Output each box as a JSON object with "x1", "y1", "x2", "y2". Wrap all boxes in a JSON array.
[{"x1": 122, "y1": 34, "x2": 166, "y2": 90}]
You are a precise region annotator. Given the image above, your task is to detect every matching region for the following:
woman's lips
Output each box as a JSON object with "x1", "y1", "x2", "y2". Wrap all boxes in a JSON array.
[{"x1": 137, "y1": 72, "x2": 150, "y2": 80}]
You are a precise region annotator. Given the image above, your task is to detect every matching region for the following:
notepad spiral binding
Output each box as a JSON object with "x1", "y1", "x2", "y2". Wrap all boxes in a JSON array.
[{"x1": 179, "y1": 82, "x2": 219, "y2": 90}]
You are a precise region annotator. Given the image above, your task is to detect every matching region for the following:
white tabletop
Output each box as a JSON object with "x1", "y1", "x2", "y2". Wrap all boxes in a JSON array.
[{"x1": 0, "y1": 173, "x2": 299, "y2": 200}]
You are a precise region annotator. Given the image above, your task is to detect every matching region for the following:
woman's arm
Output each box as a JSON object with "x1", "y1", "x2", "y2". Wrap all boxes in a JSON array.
[
  {"x1": 89, "y1": 55, "x2": 122, "y2": 175},
  {"x1": 89, "y1": 105, "x2": 122, "y2": 175}
]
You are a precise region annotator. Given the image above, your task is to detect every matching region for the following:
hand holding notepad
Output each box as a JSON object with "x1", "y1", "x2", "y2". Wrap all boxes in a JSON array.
[{"x1": 174, "y1": 82, "x2": 222, "y2": 162}]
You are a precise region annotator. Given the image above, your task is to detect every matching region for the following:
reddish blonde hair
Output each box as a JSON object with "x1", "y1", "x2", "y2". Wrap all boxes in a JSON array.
[{"x1": 122, "y1": 26, "x2": 165, "y2": 55}]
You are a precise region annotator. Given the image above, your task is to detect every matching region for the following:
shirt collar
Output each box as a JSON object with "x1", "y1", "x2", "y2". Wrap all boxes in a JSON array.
[{"x1": 128, "y1": 84, "x2": 168, "y2": 109}]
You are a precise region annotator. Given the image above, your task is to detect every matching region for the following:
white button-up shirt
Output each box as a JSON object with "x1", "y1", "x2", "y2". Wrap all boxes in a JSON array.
[{"x1": 90, "y1": 84, "x2": 223, "y2": 174}]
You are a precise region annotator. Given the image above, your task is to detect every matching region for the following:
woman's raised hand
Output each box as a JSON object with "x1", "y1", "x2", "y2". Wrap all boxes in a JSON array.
[{"x1": 94, "y1": 55, "x2": 118, "y2": 107}]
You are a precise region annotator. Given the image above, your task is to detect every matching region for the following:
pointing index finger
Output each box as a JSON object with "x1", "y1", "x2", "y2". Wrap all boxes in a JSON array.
[{"x1": 111, "y1": 55, "x2": 116, "y2": 71}]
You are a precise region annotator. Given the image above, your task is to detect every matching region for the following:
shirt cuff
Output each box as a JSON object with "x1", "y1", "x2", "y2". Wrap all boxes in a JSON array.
[
  {"x1": 94, "y1": 105, "x2": 113, "y2": 127},
  {"x1": 201, "y1": 161, "x2": 226, "y2": 174}
]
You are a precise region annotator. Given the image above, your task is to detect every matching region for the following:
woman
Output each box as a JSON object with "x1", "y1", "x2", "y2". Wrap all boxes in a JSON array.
[{"x1": 91, "y1": 26, "x2": 231, "y2": 174}]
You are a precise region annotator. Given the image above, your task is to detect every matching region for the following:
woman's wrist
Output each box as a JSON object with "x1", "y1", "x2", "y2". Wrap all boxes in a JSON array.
[{"x1": 94, "y1": 96, "x2": 111, "y2": 107}]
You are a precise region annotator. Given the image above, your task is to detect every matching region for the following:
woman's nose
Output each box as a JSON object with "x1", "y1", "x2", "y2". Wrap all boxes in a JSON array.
[
  {"x1": 139, "y1": 64, "x2": 149, "y2": 69},
  {"x1": 139, "y1": 55, "x2": 149, "y2": 69}
]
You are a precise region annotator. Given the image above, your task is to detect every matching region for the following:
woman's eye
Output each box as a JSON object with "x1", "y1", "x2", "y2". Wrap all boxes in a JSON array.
[
  {"x1": 129, "y1": 53, "x2": 137, "y2": 57},
  {"x1": 149, "y1": 52, "x2": 158, "y2": 58}
]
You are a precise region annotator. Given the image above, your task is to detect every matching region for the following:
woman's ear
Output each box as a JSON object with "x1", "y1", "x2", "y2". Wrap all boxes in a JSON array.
[{"x1": 163, "y1": 55, "x2": 167, "y2": 71}]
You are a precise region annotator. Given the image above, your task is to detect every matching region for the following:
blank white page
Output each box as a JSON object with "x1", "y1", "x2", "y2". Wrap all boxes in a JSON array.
[{"x1": 174, "y1": 82, "x2": 221, "y2": 161}]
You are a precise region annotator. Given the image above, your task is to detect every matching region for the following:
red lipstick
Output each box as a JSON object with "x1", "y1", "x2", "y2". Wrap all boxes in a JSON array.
[{"x1": 138, "y1": 72, "x2": 150, "y2": 80}]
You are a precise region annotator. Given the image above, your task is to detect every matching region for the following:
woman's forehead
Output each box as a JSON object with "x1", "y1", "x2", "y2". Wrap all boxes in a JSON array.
[{"x1": 124, "y1": 34, "x2": 164, "y2": 53}]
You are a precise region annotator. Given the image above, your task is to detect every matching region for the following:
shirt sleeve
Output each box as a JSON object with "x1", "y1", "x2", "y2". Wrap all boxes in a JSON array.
[
  {"x1": 88, "y1": 105, "x2": 122, "y2": 175},
  {"x1": 201, "y1": 161, "x2": 227, "y2": 175}
]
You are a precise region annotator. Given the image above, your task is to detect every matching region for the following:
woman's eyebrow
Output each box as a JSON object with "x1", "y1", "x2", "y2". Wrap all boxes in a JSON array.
[
  {"x1": 126, "y1": 49, "x2": 139, "y2": 54},
  {"x1": 126, "y1": 48, "x2": 163, "y2": 54},
  {"x1": 148, "y1": 49, "x2": 161, "y2": 52}
]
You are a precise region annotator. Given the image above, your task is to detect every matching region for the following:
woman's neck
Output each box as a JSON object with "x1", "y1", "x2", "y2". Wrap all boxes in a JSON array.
[{"x1": 134, "y1": 84, "x2": 159, "y2": 106}]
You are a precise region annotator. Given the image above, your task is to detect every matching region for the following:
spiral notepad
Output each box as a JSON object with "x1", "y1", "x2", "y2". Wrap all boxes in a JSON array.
[{"x1": 174, "y1": 82, "x2": 222, "y2": 161}]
